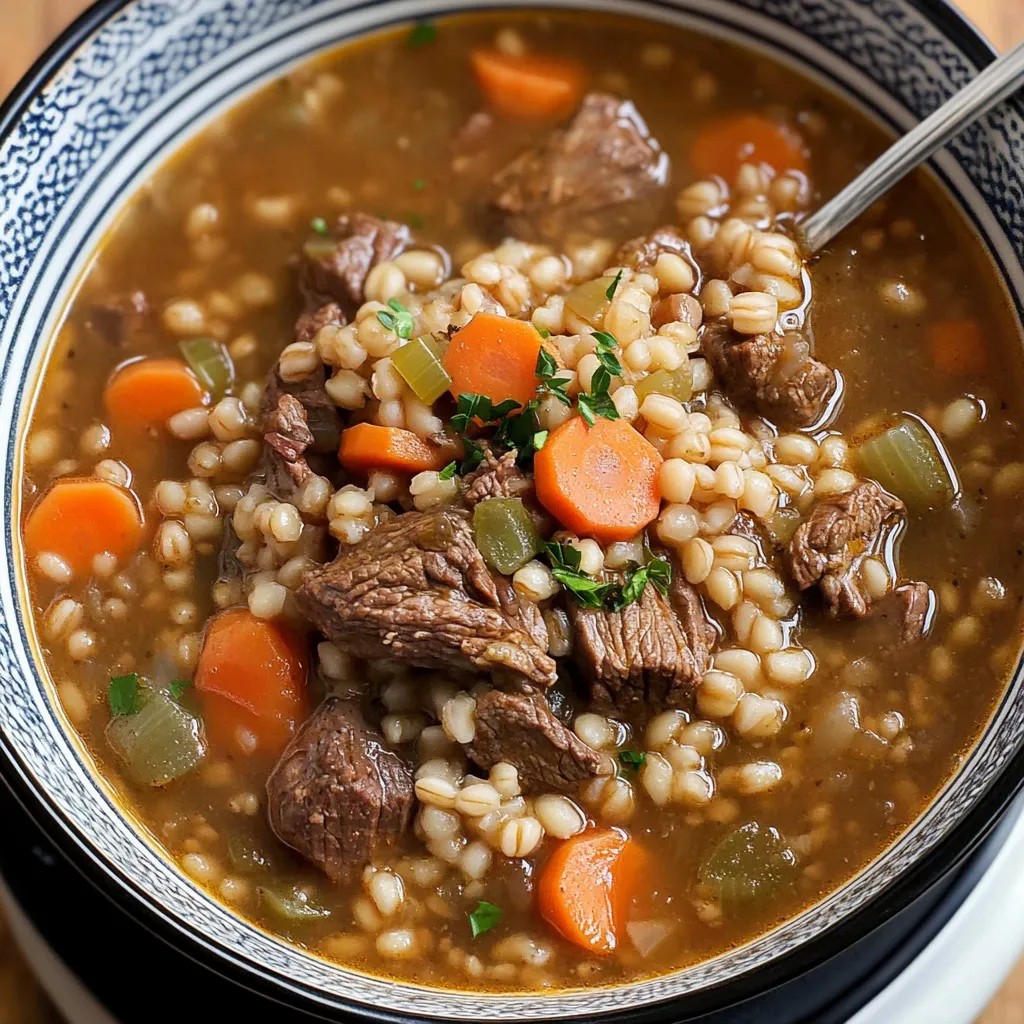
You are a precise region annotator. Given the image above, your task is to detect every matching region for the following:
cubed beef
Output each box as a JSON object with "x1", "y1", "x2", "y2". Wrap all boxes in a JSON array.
[
  {"x1": 652, "y1": 292, "x2": 703, "y2": 331},
  {"x1": 568, "y1": 560, "x2": 717, "y2": 711},
  {"x1": 871, "y1": 581, "x2": 934, "y2": 646},
  {"x1": 299, "y1": 214, "x2": 411, "y2": 314},
  {"x1": 267, "y1": 698, "x2": 415, "y2": 881},
  {"x1": 263, "y1": 392, "x2": 315, "y2": 495},
  {"x1": 702, "y1": 322, "x2": 837, "y2": 429},
  {"x1": 463, "y1": 449, "x2": 534, "y2": 507},
  {"x1": 84, "y1": 291, "x2": 151, "y2": 347},
  {"x1": 493, "y1": 93, "x2": 669, "y2": 238},
  {"x1": 298, "y1": 507, "x2": 557, "y2": 687},
  {"x1": 614, "y1": 226, "x2": 698, "y2": 275},
  {"x1": 787, "y1": 481, "x2": 905, "y2": 618},
  {"x1": 467, "y1": 689, "x2": 610, "y2": 794}
]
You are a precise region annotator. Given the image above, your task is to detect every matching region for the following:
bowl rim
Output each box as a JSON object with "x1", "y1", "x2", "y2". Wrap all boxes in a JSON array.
[{"x1": 2, "y1": 0, "x2": 1024, "y2": 1019}]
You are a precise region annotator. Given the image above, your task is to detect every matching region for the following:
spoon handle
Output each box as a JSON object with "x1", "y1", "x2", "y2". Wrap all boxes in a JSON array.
[{"x1": 801, "y1": 39, "x2": 1024, "y2": 253}]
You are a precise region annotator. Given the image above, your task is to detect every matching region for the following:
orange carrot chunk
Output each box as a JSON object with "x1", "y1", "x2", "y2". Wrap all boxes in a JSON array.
[
  {"x1": 24, "y1": 478, "x2": 144, "y2": 578},
  {"x1": 339, "y1": 423, "x2": 451, "y2": 475},
  {"x1": 195, "y1": 608, "x2": 309, "y2": 756},
  {"x1": 104, "y1": 357, "x2": 207, "y2": 431},
  {"x1": 444, "y1": 312, "x2": 542, "y2": 408},
  {"x1": 471, "y1": 49, "x2": 584, "y2": 120},
  {"x1": 533, "y1": 416, "x2": 662, "y2": 544},
  {"x1": 691, "y1": 113, "x2": 809, "y2": 181},
  {"x1": 538, "y1": 828, "x2": 647, "y2": 954},
  {"x1": 927, "y1": 318, "x2": 989, "y2": 375}
]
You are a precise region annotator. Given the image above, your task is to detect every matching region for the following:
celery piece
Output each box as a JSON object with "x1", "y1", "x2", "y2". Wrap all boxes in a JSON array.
[
  {"x1": 634, "y1": 364, "x2": 694, "y2": 404},
  {"x1": 105, "y1": 690, "x2": 205, "y2": 786},
  {"x1": 179, "y1": 337, "x2": 234, "y2": 400},
  {"x1": 565, "y1": 276, "x2": 617, "y2": 327},
  {"x1": 857, "y1": 415, "x2": 957, "y2": 510},
  {"x1": 473, "y1": 498, "x2": 541, "y2": 575},
  {"x1": 392, "y1": 335, "x2": 452, "y2": 404},
  {"x1": 699, "y1": 821, "x2": 797, "y2": 913}
]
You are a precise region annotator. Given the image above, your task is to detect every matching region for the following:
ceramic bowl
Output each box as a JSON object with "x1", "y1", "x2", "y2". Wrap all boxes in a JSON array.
[{"x1": 2, "y1": 1, "x2": 1023, "y2": 1020}]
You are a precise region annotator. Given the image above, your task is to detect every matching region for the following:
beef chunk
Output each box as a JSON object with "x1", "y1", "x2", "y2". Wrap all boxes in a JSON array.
[
  {"x1": 298, "y1": 507, "x2": 557, "y2": 687},
  {"x1": 787, "y1": 481, "x2": 905, "y2": 618},
  {"x1": 493, "y1": 93, "x2": 669, "y2": 237},
  {"x1": 873, "y1": 581, "x2": 934, "y2": 646},
  {"x1": 267, "y1": 698, "x2": 414, "y2": 882},
  {"x1": 463, "y1": 449, "x2": 534, "y2": 507},
  {"x1": 614, "y1": 226, "x2": 696, "y2": 273},
  {"x1": 295, "y1": 301, "x2": 345, "y2": 345},
  {"x1": 568, "y1": 562, "x2": 717, "y2": 710},
  {"x1": 702, "y1": 323, "x2": 837, "y2": 429},
  {"x1": 652, "y1": 292, "x2": 703, "y2": 331},
  {"x1": 84, "y1": 291, "x2": 151, "y2": 347},
  {"x1": 467, "y1": 689, "x2": 610, "y2": 794},
  {"x1": 300, "y1": 214, "x2": 411, "y2": 314},
  {"x1": 263, "y1": 392, "x2": 315, "y2": 494}
]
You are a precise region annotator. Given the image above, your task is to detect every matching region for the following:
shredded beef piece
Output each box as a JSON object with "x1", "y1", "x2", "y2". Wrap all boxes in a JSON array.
[
  {"x1": 467, "y1": 689, "x2": 610, "y2": 794},
  {"x1": 568, "y1": 558, "x2": 717, "y2": 711},
  {"x1": 295, "y1": 301, "x2": 345, "y2": 345},
  {"x1": 702, "y1": 322, "x2": 837, "y2": 429},
  {"x1": 463, "y1": 449, "x2": 534, "y2": 507},
  {"x1": 267, "y1": 698, "x2": 414, "y2": 882},
  {"x1": 298, "y1": 507, "x2": 556, "y2": 687},
  {"x1": 84, "y1": 291, "x2": 151, "y2": 347},
  {"x1": 493, "y1": 93, "x2": 669, "y2": 237},
  {"x1": 264, "y1": 393, "x2": 315, "y2": 493},
  {"x1": 787, "y1": 481, "x2": 905, "y2": 618},
  {"x1": 614, "y1": 226, "x2": 695, "y2": 272},
  {"x1": 652, "y1": 292, "x2": 703, "y2": 331},
  {"x1": 300, "y1": 214, "x2": 411, "y2": 314}
]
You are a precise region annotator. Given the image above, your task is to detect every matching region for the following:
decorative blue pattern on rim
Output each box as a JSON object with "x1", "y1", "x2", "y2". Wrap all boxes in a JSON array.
[{"x1": 1, "y1": 0, "x2": 1023, "y2": 1019}]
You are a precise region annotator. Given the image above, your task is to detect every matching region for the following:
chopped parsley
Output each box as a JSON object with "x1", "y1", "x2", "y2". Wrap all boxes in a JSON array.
[
  {"x1": 108, "y1": 674, "x2": 141, "y2": 717},
  {"x1": 576, "y1": 331, "x2": 622, "y2": 425},
  {"x1": 618, "y1": 749, "x2": 647, "y2": 776},
  {"x1": 543, "y1": 544, "x2": 672, "y2": 611},
  {"x1": 459, "y1": 437, "x2": 487, "y2": 475},
  {"x1": 412, "y1": 178, "x2": 426, "y2": 191},
  {"x1": 535, "y1": 348, "x2": 572, "y2": 407},
  {"x1": 468, "y1": 900, "x2": 503, "y2": 938},
  {"x1": 376, "y1": 298, "x2": 414, "y2": 340},
  {"x1": 605, "y1": 270, "x2": 623, "y2": 301},
  {"x1": 532, "y1": 429, "x2": 549, "y2": 452},
  {"x1": 538, "y1": 328, "x2": 551, "y2": 339},
  {"x1": 309, "y1": 216, "x2": 329, "y2": 235},
  {"x1": 167, "y1": 679, "x2": 191, "y2": 701},
  {"x1": 450, "y1": 393, "x2": 522, "y2": 434},
  {"x1": 591, "y1": 330, "x2": 624, "y2": 378},
  {"x1": 408, "y1": 21, "x2": 438, "y2": 47},
  {"x1": 438, "y1": 461, "x2": 458, "y2": 481}
]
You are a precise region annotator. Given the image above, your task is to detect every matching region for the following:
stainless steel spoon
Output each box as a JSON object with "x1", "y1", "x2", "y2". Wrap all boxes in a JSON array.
[{"x1": 800, "y1": 38, "x2": 1024, "y2": 253}]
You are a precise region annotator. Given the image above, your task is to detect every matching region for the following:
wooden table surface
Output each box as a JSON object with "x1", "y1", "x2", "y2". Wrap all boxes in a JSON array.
[{"x1": 2, "y1": 1, "x2": 1024, "y2": 1022}]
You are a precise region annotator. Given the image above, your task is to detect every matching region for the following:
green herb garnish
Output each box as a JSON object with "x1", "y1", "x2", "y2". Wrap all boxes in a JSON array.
[
  {"x1": 535, "y1": 348, "x2": 572, "y2": 407},
  {"x1": 450, "y1": 393, "x2": 522, "y2": 434},
  {"x1": 538, "y1": 328, "x2": 551, "y2": 339},
  {"x1": 591, "y1": 330, "x2": 624, "y2": 378},
  {"x1": 108, "y1": 674, "x2": 141, "y2": 717},
  {"x1": 468, "y1": 900, "x2": 502, "y2": 938},
  {"x1": 608, "y1": 555, "x2": 672, "y2": 611},
  {"x1": 578, "y1": 384, "x2": 620, "y2": 426},
  {"x1": 532, "y1": 430, "x2": 548, "y2": 451},
  {"x1": 605, "y1": 270, "x2": 623, "y2": 301},
  {"x1": 438, "y1": 461, "x2": 458, "y2": 481},
  {"x1": 543, "y1": 542, "x2": 616, "y2": 609},
  {"x1": 618, "y1": 749, "x2": 647, "y2": 776},
  {"x1": 310, "y1": 216, "x2": 328, "y2": 235},
  {"x1": 167, "y1": 679, "x2": 191, "y2": 701},
  {"x1": 376, "y1": 298, "x2": 414, "y2": 340},
  {"x1": 408, "y1": 21, "x2": 438, "y2": 47},
  {"x1": 459, "y1": 437, "x2": 487, "y2": 475},
  {"x1": 413, "y1": 178, "x2": 426, "y2": 191}
]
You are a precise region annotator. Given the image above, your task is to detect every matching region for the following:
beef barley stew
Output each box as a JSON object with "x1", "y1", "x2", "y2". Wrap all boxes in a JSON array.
[{"x1": 18, "y1": 9, "x2": 1024, "y2": 991}]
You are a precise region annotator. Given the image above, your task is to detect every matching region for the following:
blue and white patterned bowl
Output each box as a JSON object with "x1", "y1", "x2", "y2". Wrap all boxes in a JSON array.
[{"x1": 2, "y1": 1, "x2": 1023, "y2": 1019}]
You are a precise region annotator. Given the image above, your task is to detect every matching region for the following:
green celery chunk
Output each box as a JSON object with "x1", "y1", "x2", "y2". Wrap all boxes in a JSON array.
[
  {"x1": 392, "y1": 335, "x2": 452, "y2": 404},
  {"x1": 856, "y1": 415, "x2": 957, "y2": 511},
  {"x1": 179, "y1": 337, "x2": 235, "y2": 400},
  {"x1": 634, "y1": 364, "x2": 693, "y2": 404},
  {"x1": 767, "y1": 506, "x2": 802, "y2": 546},
  {"x1": 565, "y1": 277, "x2": 616, "y2": 327},
  {"x1": 699, "y1": 821, "x2": 797, "y2": 913},
  {"x1": 473, "y1": 497, "x2": 541, "y2": 575},
  {"x1": 259, "y1": 885, "x2": 331, "y2": 921},
  {"x1": 105, "y1": 690, "x2": 206, "y2": 786}
]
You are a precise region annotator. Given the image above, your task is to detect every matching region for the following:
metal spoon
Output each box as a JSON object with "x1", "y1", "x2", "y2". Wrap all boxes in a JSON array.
[{"x1": 801, "y1": 38, "x2": 1024, "y2": 253}]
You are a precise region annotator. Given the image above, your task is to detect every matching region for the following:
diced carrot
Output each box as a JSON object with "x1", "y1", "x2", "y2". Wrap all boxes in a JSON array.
[
  {"x1": 24, "y1": 478, "x2": 144, "y2": 579},
  {"x1": 690, "y1": 113, "x2": 809, "y2": 181},
  {"x1": 470, "y1": 49, "x2": 584, "y2": 120},
  {"x1": 533, "y1": 416, "x2": 662, "y2": 543},
  {"x1": 103, "y1": 357, "x2": 207, "y2": 431},
  {"x1": 339, "y1": 423, "x2": 451, "y2": 475},
  {"x1": 927, "y1": 318, "x2": 989, "y2": 374},
  {"x1": 444, "y1": 312, "x2": 542, "y2": 408},
  {"x1": 195, "y1": 609, "x2": 309, "y2": 757},
  {"x1": 538, "y1": 828, "x2": 647, "y2": 954}
]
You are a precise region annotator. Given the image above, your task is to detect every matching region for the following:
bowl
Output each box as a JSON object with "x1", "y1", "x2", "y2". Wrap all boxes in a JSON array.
[{"x1": 2, "y1": 0, "x2": 1024, "y2": 1019}]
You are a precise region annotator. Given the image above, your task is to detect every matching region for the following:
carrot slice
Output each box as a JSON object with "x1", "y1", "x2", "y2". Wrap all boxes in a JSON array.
[
  {"x1": 691, "y1": 113, "x2": 808, "y2": 180},
  {"x1": 533, "y1": 416, "x2": 662, "y2": 543},
  {"x1": 24, "y1": 478, "x2": 144, "y2": 578},
  {"x1": 538, "y1": 828, "x2": 647, "y2": 954},
  {"x1": 104, "y1": 357, "x2": 207, "y2": 431},
  {"x1": 195, "y1": 609, "x2": 309, "y2": 756},
  {"x1": 927, "y1": 318, "x2": 989, "y2": 375},
  {"x1": 444, "y1": 312, "x2": 542, "y2": 408},
  {"x1": 470, "y1": 49, "x2": 584, "y2": 120},
  {"x1": 339, "y1": 423, "x2": 450, "y2": 475}
]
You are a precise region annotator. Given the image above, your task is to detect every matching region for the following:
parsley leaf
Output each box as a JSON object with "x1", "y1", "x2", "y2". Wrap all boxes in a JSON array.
[
  {"x1": 605, "y1": 270, "x2": 623, "y2": 301},
  {"x1": 543, "y1": 542, "x2": 616, "y2": 608},
  {"x1": 536, "y1": 347, "x2": 559, "y2": 378},
  {"x1": 413, "y1": 178, "x2": 426, "y2": 191},
  {"x1": 167, "y1": 679, "x2": 191, "y2": 701},
  {"x1": 534, "y1": 348, "x2": 572, "y2": 407},
  {"x1": 608, "y1": 555, "x2": 673, "y2": 611},
  {"x1": 591, "y1": 330, "x2": 624, "y2": 378},
  {"x1": 578, "y1": 388, "x2": 620, "y2": 426},
  {"x1": 646, "y1": 556, "x2": 672, "y2": 595},
  {"x1": 438, "y1": 461, "x2": 458, "y2": 481},
  {"x1": 376, "y1": 298, "x2": 414, "y2": 340},
  {"x1": 468, "y1": 900, "x2": 502, "y2": 938},
  {"x1": 459, "y1": 438, "x2": 486, "y2": 475},
  {"x1": 532, "y1": 430, "x2": 548, "y2": 451},
  {"x1": 544, "y1": 541, "x2": 582, "y2": 572},
  {"x1": 450, "y1": 393, "x2": 521, "y2": 434},
  {"x1": 618, "y1": 749, "x2": 646, "y2": 776},
  {"x1": 408, "y1": 21, "x2": 437, "y2": 47},
  {"x1": 108, "y1": 674, "x2": 141, "y2": 717},
  {"x1": 310, "y1": 216, "x2": 328, "y2": 235},
  {"x1": 538, "y1": 328, "x2": 551, "y2": 339}
]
